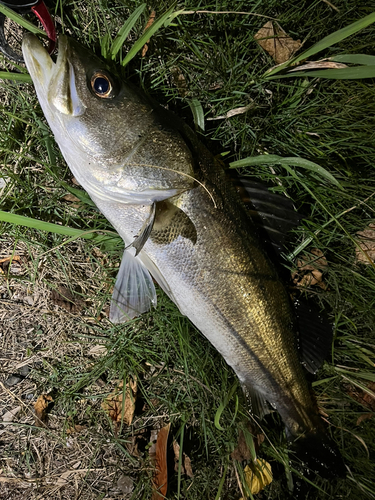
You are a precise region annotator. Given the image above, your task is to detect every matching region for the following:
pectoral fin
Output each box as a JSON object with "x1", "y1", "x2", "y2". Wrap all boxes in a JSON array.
[
  {"x1": 110, "y1": 249, "x2": 157, "y2": 323},
  {"x1": 124, "y1": 202, "x2": 156, "y2": 256}
]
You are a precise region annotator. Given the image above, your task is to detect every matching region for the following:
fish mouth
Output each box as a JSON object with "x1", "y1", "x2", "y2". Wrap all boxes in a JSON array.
[
  {"x1": 22, "y1": 34, "x2": 85, "y2": 117},
  {"x1": 22, "y1": 33, "x2": 65, "y2": 91}
]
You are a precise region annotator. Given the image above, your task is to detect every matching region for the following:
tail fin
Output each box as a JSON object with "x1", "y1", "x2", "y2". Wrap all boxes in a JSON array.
[{"x1": 290, "y1": 431, "x2": 346, "y2": 479}]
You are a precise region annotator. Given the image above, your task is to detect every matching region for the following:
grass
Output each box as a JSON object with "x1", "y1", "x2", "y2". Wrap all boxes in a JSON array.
[{"x1": 1, "y1": 0, "x2": 375, "y2": 499}]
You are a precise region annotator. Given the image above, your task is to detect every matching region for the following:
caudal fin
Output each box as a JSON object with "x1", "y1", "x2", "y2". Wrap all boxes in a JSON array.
[{"x1": 291, "y1": 430, "x2": 346, "y2": 479}]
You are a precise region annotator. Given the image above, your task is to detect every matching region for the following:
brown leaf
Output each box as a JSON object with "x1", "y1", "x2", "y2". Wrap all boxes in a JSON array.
[
  {"x1": 241, "y1": 459, "x2": 273, "y2": 497},
  {"x1": 170, "y1": 66, "x2": 189, "y2": 97},
  {"x1": 355, "y1": 222, "x2": 375, "y2": 264},
  {"x1": 51, "y1": 285, "x2": 85, "y2": 314},
  {"x1": 34, "y1": 394, "x2": 54, "y2": 427},
  {"x1": 292, "y1": 248, "x2": 328, "y2": 290},
  {"x1": 356, "y1": 413, "x2": 374, "y2": 426},
  {"x1": 0, "y1": 255, "x2": 22, "y2": 275},
  {"x1": 62, "y1": 193, "x2": 81, "y2": 203},
  {"x1": 173, "y1": 440, "x2": 194, "y2": 478},
  {"x1": 66, "y1": 424, "x2": 87, "y2": 435},
  {"x1": 231, "y1": 423, "x2": 264, "y2": 461},
  {"x1": 345, "y1": 381, "x2": 375, "y2": 412},
  {"x1": 254, "y1": 21, "x2": 301, "y2": 64},
  {"x1": 101, "y1": 378, "x2": 137, "y2": 432},
  {"x1": 152, "y1": 423, "x2": 170, "y2": 500},
  {"x1": 141, "y1": 10, "x2": 156, "y2": 57}
]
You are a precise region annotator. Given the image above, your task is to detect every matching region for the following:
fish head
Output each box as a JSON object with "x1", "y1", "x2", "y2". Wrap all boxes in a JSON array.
[
  {"x1": 22, "y1": 33, "x2": 130, "y2": 160},
  {"x1": 22, "y1": 34, "x2": 195, "y2": 204}
]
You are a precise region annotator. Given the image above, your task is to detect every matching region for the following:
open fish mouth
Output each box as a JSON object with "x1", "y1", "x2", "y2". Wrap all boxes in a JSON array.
[
  {"x1": 23, "y1": 34, "x2": 85, "y2": 117},
  {"x1": 22, "y1": 33, "x2": 62, "y2": 92}
]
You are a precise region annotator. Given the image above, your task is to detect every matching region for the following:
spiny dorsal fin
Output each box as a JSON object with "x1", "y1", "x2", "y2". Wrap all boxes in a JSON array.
[
  {"x1": 110, "y1": 249, "x2": 156, "y2": 323},
  {"x1": 233, "y1": 178, "x2": 302, "y2": 256}
]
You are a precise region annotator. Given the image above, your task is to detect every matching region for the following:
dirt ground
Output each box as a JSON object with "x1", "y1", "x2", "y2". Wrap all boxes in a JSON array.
[{"x1": 0, "y1": 238, "x2": 141, "y2": 499}]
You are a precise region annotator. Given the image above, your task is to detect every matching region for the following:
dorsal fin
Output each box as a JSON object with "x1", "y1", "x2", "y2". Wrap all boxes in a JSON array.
[{"x1": 233, "y1": 178, "x2": 302, "y2": 256}]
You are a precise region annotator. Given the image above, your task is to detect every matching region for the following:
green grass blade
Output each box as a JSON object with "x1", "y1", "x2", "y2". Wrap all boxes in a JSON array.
[
  {"x1": 121, "y1": 5, "x2": 182, "y2": 68},
  {"x1": 0, "y1": 210, "x2": 116, "y2": 241},
  {"x1": 214, "y1": 402, "x2": 225, "y2": 431},
  {"x1": 0, "y1": 4, "x2": 46, "y2": 36},
  {"x1": 265, "y1": 12, "x2": 375, "y2": 78},
  {"x1": 229, "y1": 155, "x2": 341, "y2": 187},
  {"x1": 60, "y1": 182, "x2": 96, "y2": 207},
  {"x1": 0, "y1": 71, "x2": 32, "y2": 83},
  {"x1": 268, "y1": 65, "x2": 375, "y2": 80},
  {"x1": 100, "y1": 33, "x2": 111, "y2": 59},
  {"x1": 331, "y1": 54, "x2": 375, "y2": 65},
  {"x1": 336, "y1": 367, "x2": 375, "y2": 383},
  {"x1": 110, "y1": 3, "x2": 147, "y2": 60},
  {"x1": 188, "y1": 98, "x2": 205, "y2": 132}
]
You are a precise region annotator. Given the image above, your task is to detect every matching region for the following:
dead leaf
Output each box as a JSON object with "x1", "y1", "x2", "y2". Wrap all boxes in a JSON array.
[
  {"x1": 66, "y1": 424, "x2": 87, "y2": 435},
  {"x1": 2, "y1": 406, "x2": 21, "y2": 423},
  {"x1": 88, "y1": 345, "x2": 108, "y2": 357},
  {"x1": 62, "y1": 193, "x2": 81, "y2": 203},
  {"x1": 152, "y1": 423, "x2": 170, "y2": 500},
  {"x1": 355, "y1": 222, "x2": 375, "y2": 264},
  {"x1": 170, "y1": 66, "x2": 189, "y2": 97},
  {"x1": 292, "y1": 248, "x2": 328, "y2": 289},
  {"x1": 173, "y1": 440, "x2": 194, "y2": 478},
  {"x1": 288, "y1": 60, "x2": 347, "y2": 72},
  {"x1": 346, "y1": 381, "x2": 375, "y2": 412},
  {"x1": 0, "y1": 255, "x2": 22, "y2": 275},
  {"x1": 51, "y1": 285, "x2": 85, "y2": 314},
  {"x1": 117, "y1": 474, "x2": 134, "y2": 495},
  {"x1": 356, "y1": 413, "x2": 374, "y2": 426},
  {"x1": 56, "y1": 461, "x2": 82, "y2": 486},
  {"x1": 34, "y1": 394, "x2": 54, "y2": 427},
  {"x1": 231, "y1": 423, "x2": 264, "y2": 461},
  {"x1": 207, "y1": 102, "x2": 255, "y2": 121},
  {"x1": 141, "y1": 10, "x2": 156, "y2": 57},
  {"x1": 126, "y1": 430, "x2": 148, "y2": 457},
  {"x1": 254, "y1": 21, "x2": 301, "y2": 64},
  {"x1": 101, "y1": 378, "x2": 137, "y2": 432},
  {"x1": 240, "y1": 458, "x2": 273, "y2": 497}
]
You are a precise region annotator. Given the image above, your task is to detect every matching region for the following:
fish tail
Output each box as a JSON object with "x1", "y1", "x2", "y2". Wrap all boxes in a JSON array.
[{"x1": 289, "y1": 429, "x2": 346, "y2": 479}]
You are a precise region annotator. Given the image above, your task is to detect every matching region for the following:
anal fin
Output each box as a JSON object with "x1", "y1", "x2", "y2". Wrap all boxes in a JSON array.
[
  {"x1": 110, "y1": 249, "x2": 157, "y2": 323},
  {"x1": 243, "y1": 384, "x2": 271, "y2": 420}
]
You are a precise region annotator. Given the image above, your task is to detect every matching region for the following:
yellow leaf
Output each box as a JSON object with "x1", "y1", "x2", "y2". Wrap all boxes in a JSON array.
[{"x1": 241, "y1": 458, "x2": 273, "y2": 496}]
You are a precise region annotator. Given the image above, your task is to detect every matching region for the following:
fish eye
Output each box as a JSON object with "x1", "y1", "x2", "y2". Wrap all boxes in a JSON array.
[{"x1": 90, "y1": 71, "x2": 114, "y2": 98}]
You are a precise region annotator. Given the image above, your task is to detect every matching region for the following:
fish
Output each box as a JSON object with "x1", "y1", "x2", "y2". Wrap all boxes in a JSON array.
[{"x1": 22, "y1": 33, "x2": 345, "y2": 478}]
